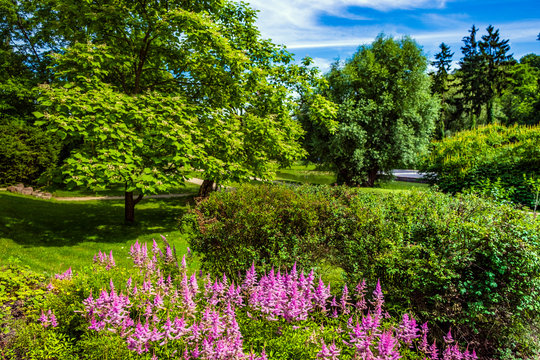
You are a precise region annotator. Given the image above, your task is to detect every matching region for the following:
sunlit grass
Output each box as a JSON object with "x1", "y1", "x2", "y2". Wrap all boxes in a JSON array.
[
  {"x1": 0, "y1": 192, "x2": 198, "y2": 275},
  {"x1": 46, "y1": 181, "x2": 200, "y2": 197}
]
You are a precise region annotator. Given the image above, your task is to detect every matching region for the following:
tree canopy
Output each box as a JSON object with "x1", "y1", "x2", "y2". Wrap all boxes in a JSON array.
[
  {"x1": 30, "y1": 0, "x2": 333, "y2": 222},
  {"x1": 302, "y1": 35, "x2": 439, "y2": 186}
]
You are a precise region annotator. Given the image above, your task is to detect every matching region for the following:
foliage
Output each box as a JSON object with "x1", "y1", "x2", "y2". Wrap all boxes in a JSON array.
[
  {"x1": 0, "y1": 261, "x2": 48, "y2": 354},
  {"x1": 431, "y1": 43, "x2": 454, "y2": 139},
  {"x1": 0, "y1": 122, "x2": 61, "y2": 186},
  {"x1": 499, "y1": 62, "x2": 540, "y2": 126},
  {"x1": 3, "y1": 239, "x2": 479, "y2": 360},
  {"x1": 37, "y1": 74, "x2": 202, "y2": 197},
  {"x1": 302, "y1": 34, "x2": 438, "y2": 186},
  {"x1": 457, "y1": 25, "x2": 514, "y2": 126},
  {"x1": 419, "y1": 124, "x2": 540, "y2": 206},
  {"x1": 32, "y1": 0, "x2": 331, "y2": 220},
  {"x1": 183, "y1": 184, "x2": 342, "y2": 278},
  {"x1": 186, "y1": 183, "x2": 540, "y2": 358},
  {"x1": 524, "y1": 174, "x2": 540, "y2": 216}
]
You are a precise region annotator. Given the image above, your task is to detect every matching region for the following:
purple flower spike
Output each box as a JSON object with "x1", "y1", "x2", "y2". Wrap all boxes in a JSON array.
[
  {"x1": 378, "y1": 331, "x2": 400, "y2": 360},
  {"x1": 54, "y1": 267, "x2": 73, "y2": 280},
  {"x1": 165, "y1": 245, "x2": 173, "y2": 263},
  {"x1": 429, "y1": 340, "x2": 439, "y2": 360},
  {"x1": 39, "y1": 310, "x2": 49, "y2": 327},
  {"x1": 443, "y1": 329, "x2": 454, "y2": 344},
  {"x1": 49, "y1": 310, "x2": 58, "y2": 327},
  {"x1": 398, "y1": 313, "x2": 419, "y2": 346}
]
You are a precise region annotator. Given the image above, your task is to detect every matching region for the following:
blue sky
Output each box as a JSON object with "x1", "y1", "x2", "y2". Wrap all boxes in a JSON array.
[{"x1": 245, "y1": 0, "x2": 540, "y2": 72}]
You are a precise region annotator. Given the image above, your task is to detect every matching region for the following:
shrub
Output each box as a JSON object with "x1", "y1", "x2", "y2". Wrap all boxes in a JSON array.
[
  {"x1": 182, "y1": 184, "x2": 348, "y2": 278},
  {"x1": 418, "y1": 124, "x2": 540, "y2": 207},
  {"x1": 0, "y1": 122, "x2": 61, "y2": 186},
  {"x1": 185, "y1": 184, "x2": 540, "y2": 358}
]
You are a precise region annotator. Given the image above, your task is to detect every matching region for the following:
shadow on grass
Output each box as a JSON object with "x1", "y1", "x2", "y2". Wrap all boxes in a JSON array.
[{"x1": 0, "y1": 193, "x2": 194, "y2": 247}]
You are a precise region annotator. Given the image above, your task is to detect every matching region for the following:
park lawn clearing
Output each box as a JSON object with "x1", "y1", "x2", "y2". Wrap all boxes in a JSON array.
[
  {"x1": 46, "y1": 181, "x2": 201, "y2": 198},
  {"x1": 0, "y1": 192, "x2": 198, "y2": 275},
  {"x1": 0, "y1": 178, "x2": 424, "y2": 276}
]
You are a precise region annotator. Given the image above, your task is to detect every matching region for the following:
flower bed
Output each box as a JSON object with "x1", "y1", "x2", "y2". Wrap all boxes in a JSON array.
[{"x1": 3, "y1": 239, "x2": 478, "y2": 359}]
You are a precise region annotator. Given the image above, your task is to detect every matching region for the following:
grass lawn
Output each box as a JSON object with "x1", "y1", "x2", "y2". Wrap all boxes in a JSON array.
[
  {"x1": 0, "y1": 192, "x2": 198, "y2": 276},
  {"x1": 46, "y1": 181, "x2": 200, "y2": 197},
  {"x1": 0, "y1": 169, "x2": 427, "y2": 277}
]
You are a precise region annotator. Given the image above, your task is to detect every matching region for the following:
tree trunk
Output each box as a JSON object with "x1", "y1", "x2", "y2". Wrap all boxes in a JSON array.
[
  {"x1": 362, "y1": 169, "x2": 378, "y2": 187},
  {"x1": 125, "y1": 191, "x2": 143, "y2": 224},
  {"x1": 198, "y1": 180, "x2": 215, "y2": 198}
]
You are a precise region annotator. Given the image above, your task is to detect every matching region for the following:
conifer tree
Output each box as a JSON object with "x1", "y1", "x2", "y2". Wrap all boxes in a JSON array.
[
  {"x1": 458, "y1": 25, "x2": 484, "y2": 127},
  {"x1": 479, "y1": 25, "x2": 514, "y2": 123},
  {"x1": 431, "y1": 43, "x2": 454, "y2": 138}
]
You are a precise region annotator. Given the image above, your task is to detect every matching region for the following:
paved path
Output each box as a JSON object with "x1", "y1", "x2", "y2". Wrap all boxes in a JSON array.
[{"x1": 391, "y1": 169, "x2": 426, "y2": 182}]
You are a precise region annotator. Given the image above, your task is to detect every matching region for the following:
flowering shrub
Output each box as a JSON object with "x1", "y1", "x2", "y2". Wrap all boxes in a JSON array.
[
  {"x1": 186, "y1": 184, "x2": 540, "y2": 358},
  {"x1": 4, "y1": 239, "x2": 480, "y2": 359}
]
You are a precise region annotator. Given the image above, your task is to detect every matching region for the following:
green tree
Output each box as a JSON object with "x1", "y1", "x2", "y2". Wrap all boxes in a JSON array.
[
  {"x1": 457, "y1": 25, "x2": 484, "y2": 126},
  {"x1": 431, "y1": 42, "x2": 454, "y2": 138},
  {"x1": 0, "y1": 0, "x2": 63, "y2": 185},
  {"x1": 499, "y1": 62, "x2": 540, "y2": 125},
  {"x1": 457, "y1": 25, "x2": 514, "y2": 126},
  {"x1": 303, "y1": 35, "x2": 439, "y2": 186},
  {"x1": 36, "y1": 0, "x2": 324, "y2": 222},
  {"x1": 479, "y1": 25, "x2": 514, "y2": 123},
  {"x1": 520, "y1": 53, "x2": 540, "y2": 70}
]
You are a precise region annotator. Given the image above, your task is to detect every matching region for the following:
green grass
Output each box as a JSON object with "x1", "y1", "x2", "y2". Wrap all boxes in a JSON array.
[
  {"x1": 46, "y1": 181, "x2": 200, "y2": 197},
  {"x1": 0, "y1": 170, "x2": 425, "y2": 276},
  {"x1": 0, "y1": 192, "x2": 198, "y2": 275}
]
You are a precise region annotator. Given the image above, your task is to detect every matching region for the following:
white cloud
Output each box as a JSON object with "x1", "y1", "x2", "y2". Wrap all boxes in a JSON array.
[
  {"x1": 310, "y1": 57, "x2": 333, "y2": 73},
  {"x1": 247, "y1": 0, "x2": 449, "y2": 45},
  {"x1": 244, "y1": 0, "x2": 540, "y2": 71}
]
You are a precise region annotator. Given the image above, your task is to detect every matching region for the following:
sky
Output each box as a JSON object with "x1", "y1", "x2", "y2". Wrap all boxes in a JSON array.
[{"x1": 245, "y1": 0, "x2": 540, "y2": 72}]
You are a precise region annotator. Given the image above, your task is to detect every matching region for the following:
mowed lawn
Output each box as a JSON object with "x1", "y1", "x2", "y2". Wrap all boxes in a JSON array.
[
  {"x1": 0, "y1": 192, "x2": 198, "y2": 275},
  {"x1": 0, "y1": 166, "x2": 427, "y2": 276}
]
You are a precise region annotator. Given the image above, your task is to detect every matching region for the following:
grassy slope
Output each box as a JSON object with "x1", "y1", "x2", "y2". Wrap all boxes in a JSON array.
[{"x1": 0, "y1": 192, "x2": 198, "y2": 275}]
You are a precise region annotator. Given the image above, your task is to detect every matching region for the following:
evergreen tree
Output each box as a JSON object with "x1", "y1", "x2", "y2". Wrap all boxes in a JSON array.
[
  {"x1": 431, "y1": 43, "x2": 454, "y2": 138},
  {"x1": 479, "y1": 25, "x2": 514, "y2": 123},
  {"x1": 458, "y1": 25, "x2": 484, "y2": 127},
  {"x1": 458, "y1": 25, "x2": 514, "y2": 126},
  {"x1": 432, "y1": 43, "x2": 453, "y2": 94}
]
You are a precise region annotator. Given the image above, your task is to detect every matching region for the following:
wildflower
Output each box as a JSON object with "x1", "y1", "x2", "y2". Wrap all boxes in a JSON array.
[
  {"x1": 444, "y1": 329, "x2": 454, "y2": 344},
  {"x1": 397, "y1": 314, "x2": 420, "y2": 346},
  {"x1": 54, "y1": 267, "x2": 73, "y2": 280},
  {"x1": 378, "y1": 331, "x2": 400, "y2": 360}
]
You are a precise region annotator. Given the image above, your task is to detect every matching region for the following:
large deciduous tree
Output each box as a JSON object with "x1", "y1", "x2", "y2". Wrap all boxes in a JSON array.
[
  {"x1": 35, "y1": 0, "x2": 327, "y2": 222},
  {"x1": 302, "y1": 35, "x2": 439, "y2": 186}
]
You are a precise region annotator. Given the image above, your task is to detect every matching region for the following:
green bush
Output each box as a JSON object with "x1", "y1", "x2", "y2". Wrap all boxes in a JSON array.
[
  {"x1": 183, "y1": 184, "x2": 348, "y2": 278},
  {"x1": 0, "y1": 122, "x2": 61, "y2": 186},
  {"x1": 185, "y1": 184, "x2": 540, "y2": 358},
  {"x1": 418, "y1": 124, "x2": 540, "y2": 207}
]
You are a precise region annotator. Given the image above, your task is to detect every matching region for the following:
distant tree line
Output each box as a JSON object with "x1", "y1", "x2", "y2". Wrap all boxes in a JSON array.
[
  {"x1": 430, "y1": 25, "x2": 540, "y2": 138},
  {"x1": 1, "y1": 0, "x2": 538, "y2": 201}
]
